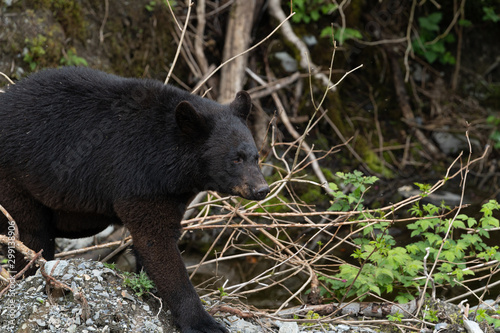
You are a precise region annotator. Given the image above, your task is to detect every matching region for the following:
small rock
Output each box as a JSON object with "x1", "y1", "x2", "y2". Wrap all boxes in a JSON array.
[
  {"x1": 229, "y1": 317, "x2": 261, "y2": 332},
  {"x1": 42, "y1": 260, "x2": 69, "y2": 276},
  {"x1": 464, "y1": 320, "x2": 484, "y2": 333},
  {"x1": 274, "y1": 52, "x2": 298, "y2": 72},
  {"x1": 62, "y1": 273, "x2": 73, "y2": 280},
  {"x1": 302, "y1": 35, "x2": 317, "y2": 47},
  {"x1": 36, "y1": 319, "x2": 46, "y2": 327},
  {"x1": 434, "y1": 322, "x2": 448, "y2": 331},
  {"x1": 278, "y1": 322, "x2": 299, "y2": 333}
]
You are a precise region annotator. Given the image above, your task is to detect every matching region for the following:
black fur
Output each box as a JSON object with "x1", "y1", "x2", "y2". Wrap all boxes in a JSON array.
[{"x1": 0, "y1": 67, "x2": 269, "y2": 333}]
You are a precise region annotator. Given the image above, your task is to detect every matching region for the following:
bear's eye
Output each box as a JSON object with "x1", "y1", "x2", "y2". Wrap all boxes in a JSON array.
[{"x1": 234, "y1": 155, "x2": 244, "y2": 164}]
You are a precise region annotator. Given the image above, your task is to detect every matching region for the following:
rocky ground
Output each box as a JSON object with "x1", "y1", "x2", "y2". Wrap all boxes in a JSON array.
[
  {"x1": 0, "y1": 258, "x2": 393, "y2": 333},
  {"x1": 1, "y1": 258, "x2": 498, "y2": 333}
]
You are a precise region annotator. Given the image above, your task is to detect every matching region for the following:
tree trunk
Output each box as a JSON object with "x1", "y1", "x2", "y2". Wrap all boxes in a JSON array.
[{"x1": 218, "y1": 0, "x2": 257, "y2": 103}]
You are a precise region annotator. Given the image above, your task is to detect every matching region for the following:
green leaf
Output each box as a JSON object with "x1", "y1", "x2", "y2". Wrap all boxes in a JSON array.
[
  {"x1": 320, "y1": 26, "x2": 333, "y2": 39},
  {"x1": 419, "y1": 12, "x2": 442, "y2": 31},
  {"x1": 395, "y1": 293, "x2": 414, "y2": 304},
  {"x1": 334, "y1": 27, "x2": 363, "y2": 44},
  {"x1": 370, "y1": 285, "x2": 381, "y2": 296},
  {"x1": 458, "y1": 19, "x2": 472, "y2": 27},
  {"x1": 483, "y1": 7, "x2": 500, "y2": 22},
  {"x1": 443, "y1": 250, "x2": 456, "y2": 262},
  {"x1": 376, "y1": 267, "x2": 394, "y2": 280},
  {"x1": 329, "y1": 182, "x2": 339, "y2": 191},
  {"x1": 481, "y1": 216, "x2": 500, "y2": 228},
  {"x1": 310, "y1": 10, "x2": 320, "y2": 22},
  {"x1": 424, "y1": 232, "x2": 442, "y2": 245}
]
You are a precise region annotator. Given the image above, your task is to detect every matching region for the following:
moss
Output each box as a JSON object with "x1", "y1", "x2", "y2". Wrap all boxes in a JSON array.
[
  {"x1": 299, "y1": 185, "x2": 324, "y2": 205},
  {"x1": 21, "y1": 12, "x2": 65, "y2": 70},
  {"x1": 32, "y1": 0, "x2": 87, "y2": 41},
  {"x1": 362, "y1": 147, "x2": 394, "y2": 179}
]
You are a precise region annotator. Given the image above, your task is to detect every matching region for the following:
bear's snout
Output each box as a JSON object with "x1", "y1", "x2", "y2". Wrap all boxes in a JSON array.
[{"x1": 252, "y1": 185, "x2": 270, "y2": 201}]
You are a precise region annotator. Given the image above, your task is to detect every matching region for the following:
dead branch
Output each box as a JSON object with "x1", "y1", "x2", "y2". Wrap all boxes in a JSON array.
[
  {"x1": 278, "y1": 299, "x2": 418, "y2": 319},
  {"x1": 0, "y1": 234, "x2": 47, "y2": 265},
  {"x1": 55, "y1": 236, "x2": 132, "y2": 258},
  {"x1": 165, "y1": 0, "x2": 193, "y2": 85},
  {"x1": 209, "y1": 305, "x2": 255, "y2": 319}
]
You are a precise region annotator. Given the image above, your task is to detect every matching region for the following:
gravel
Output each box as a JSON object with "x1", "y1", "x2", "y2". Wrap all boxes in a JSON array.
[{"x1": 0, "y1": 258, "x2": 403, "y2": 333}]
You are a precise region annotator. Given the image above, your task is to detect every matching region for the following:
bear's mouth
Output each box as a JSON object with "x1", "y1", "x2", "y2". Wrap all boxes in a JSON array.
[
  {"x1": 230, "y1": 184, "x2": 269, "y2": 201},
  {"x1": 229, "y1": 184, "x2": 252, "y2": 199}
]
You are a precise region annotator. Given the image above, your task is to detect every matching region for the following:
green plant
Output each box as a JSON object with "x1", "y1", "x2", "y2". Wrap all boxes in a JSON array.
[
  {"x1": 320, "y1": 171, "x2": 500, "y2": 305},
  {"x1": 423, "y1": 309, "x2": 439, "y2": 323},
  {"x1": 303, "y1": 310, "x2": 321, "y2": 326},
  {"x1": 482, "y1": 6, "x2": 500, "y2": 22},
  {"x1": 476, "y1": 309, "x2": 500, "y2": 329},
  {"x1": 387, "y1": 312, "x2": 404, "y2": 323},
  {"x1": 320, "y1": 26, "x2": 363, "y2": 45},
  {"x1": 414, "y1": 182, "x2": 432, "y2": 197},
  {"x1": 487, "y1": 115, "x2": 500, "y2": 148},
  {"x1": 60, "y1": 49, "x2": 88, "y2": 66},
  {"x1": 412, "y1": 12, "x2": 456, "y2": 65},
  {"x1": 328, "y1": 170, "x2": 379, "y2": 211},
  {"x1": 23, "y1": 35, "x2": 48, "y2": 71},
  {"x1": 218, "y1": 286, "x2": 228, "y2": 299},
  {"x1": 145, "y1": 1, "x2": 156, "y2": 12},
  {"x1": 102, "y1": 262, "x2": 116, "y2": 270},
  {"x1": 290, "y1": 0, "x2": 337, "y2": 24},
  {"x1": 122, "y1": 270, "x2": 155, "y2": 297}
]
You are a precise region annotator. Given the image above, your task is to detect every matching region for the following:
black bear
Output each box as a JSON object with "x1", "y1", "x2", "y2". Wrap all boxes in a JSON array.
[{"x1": 0, "y1": 67, "x2": 269, "y2": 333}]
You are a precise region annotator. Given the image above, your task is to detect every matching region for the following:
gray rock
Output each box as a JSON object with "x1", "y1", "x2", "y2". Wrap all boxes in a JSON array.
[
  {"x1": 42, "y1": 260, "x2": 70, "y2": 276},
  {"x1": 278, "y1": 322, "x2": 299, "y2": 333},
  {"x1": 274, "y1": 52, "x2": 298, "y2": 72},
  {"x1": 464, "y1": 320, "x2": 484, "y2": 333},
  {"x1": 227, "y1": 316, "x2": 261, "y2": 332}
]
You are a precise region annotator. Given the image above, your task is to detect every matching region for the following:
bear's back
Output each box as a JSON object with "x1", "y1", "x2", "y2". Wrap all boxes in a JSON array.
[{"x1": 0, "y1": 68, "x2": 203, "y2": 212}]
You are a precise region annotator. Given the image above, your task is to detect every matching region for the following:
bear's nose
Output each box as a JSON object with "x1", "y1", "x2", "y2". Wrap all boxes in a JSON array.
[{"x1": 253, "y1": 185, "x2": 270, "y2": 200}]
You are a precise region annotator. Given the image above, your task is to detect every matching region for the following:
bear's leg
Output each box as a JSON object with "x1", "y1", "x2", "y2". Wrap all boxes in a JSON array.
[
  {"x1": 0, "y1": 181, "x2": 55, "y2": 275},
  {"x1": 114, "y1": 198, "x2": 228, "y2": 333}
]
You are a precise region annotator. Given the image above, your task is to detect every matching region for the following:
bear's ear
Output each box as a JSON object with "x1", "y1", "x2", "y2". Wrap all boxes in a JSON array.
[
  {"x1": 175, "y1": 101, "x2": 209, "y2": 138},
  {"x1": 230, "y1": 91, "x2": 252, "y2": 120}
]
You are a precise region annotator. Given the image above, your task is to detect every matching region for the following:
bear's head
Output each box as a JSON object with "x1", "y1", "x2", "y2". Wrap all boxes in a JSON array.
[{"x1": 175, "y1": 91, "x2": 270, "y2": 201}]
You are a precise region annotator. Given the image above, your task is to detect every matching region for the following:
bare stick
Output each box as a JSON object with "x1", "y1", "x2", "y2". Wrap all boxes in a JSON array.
[
  {"x1": 99, "y1": 0, "x2": 109, "y2": 44},
  {"x1": 0, "y1": 72, "x2": 14, "y2": 85},
  {"x1": 404, "y1": 0, "x2": 417, "y2": 82},
  {"x1": 55, "y1": 236, "x2": 132, "y2": 258},
  {"x1": 165, "y1": 0, "x2": 182, "y2": 31},
  {"x1": 165, "y1": 1, "x2": 193, "y2": 85}
]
